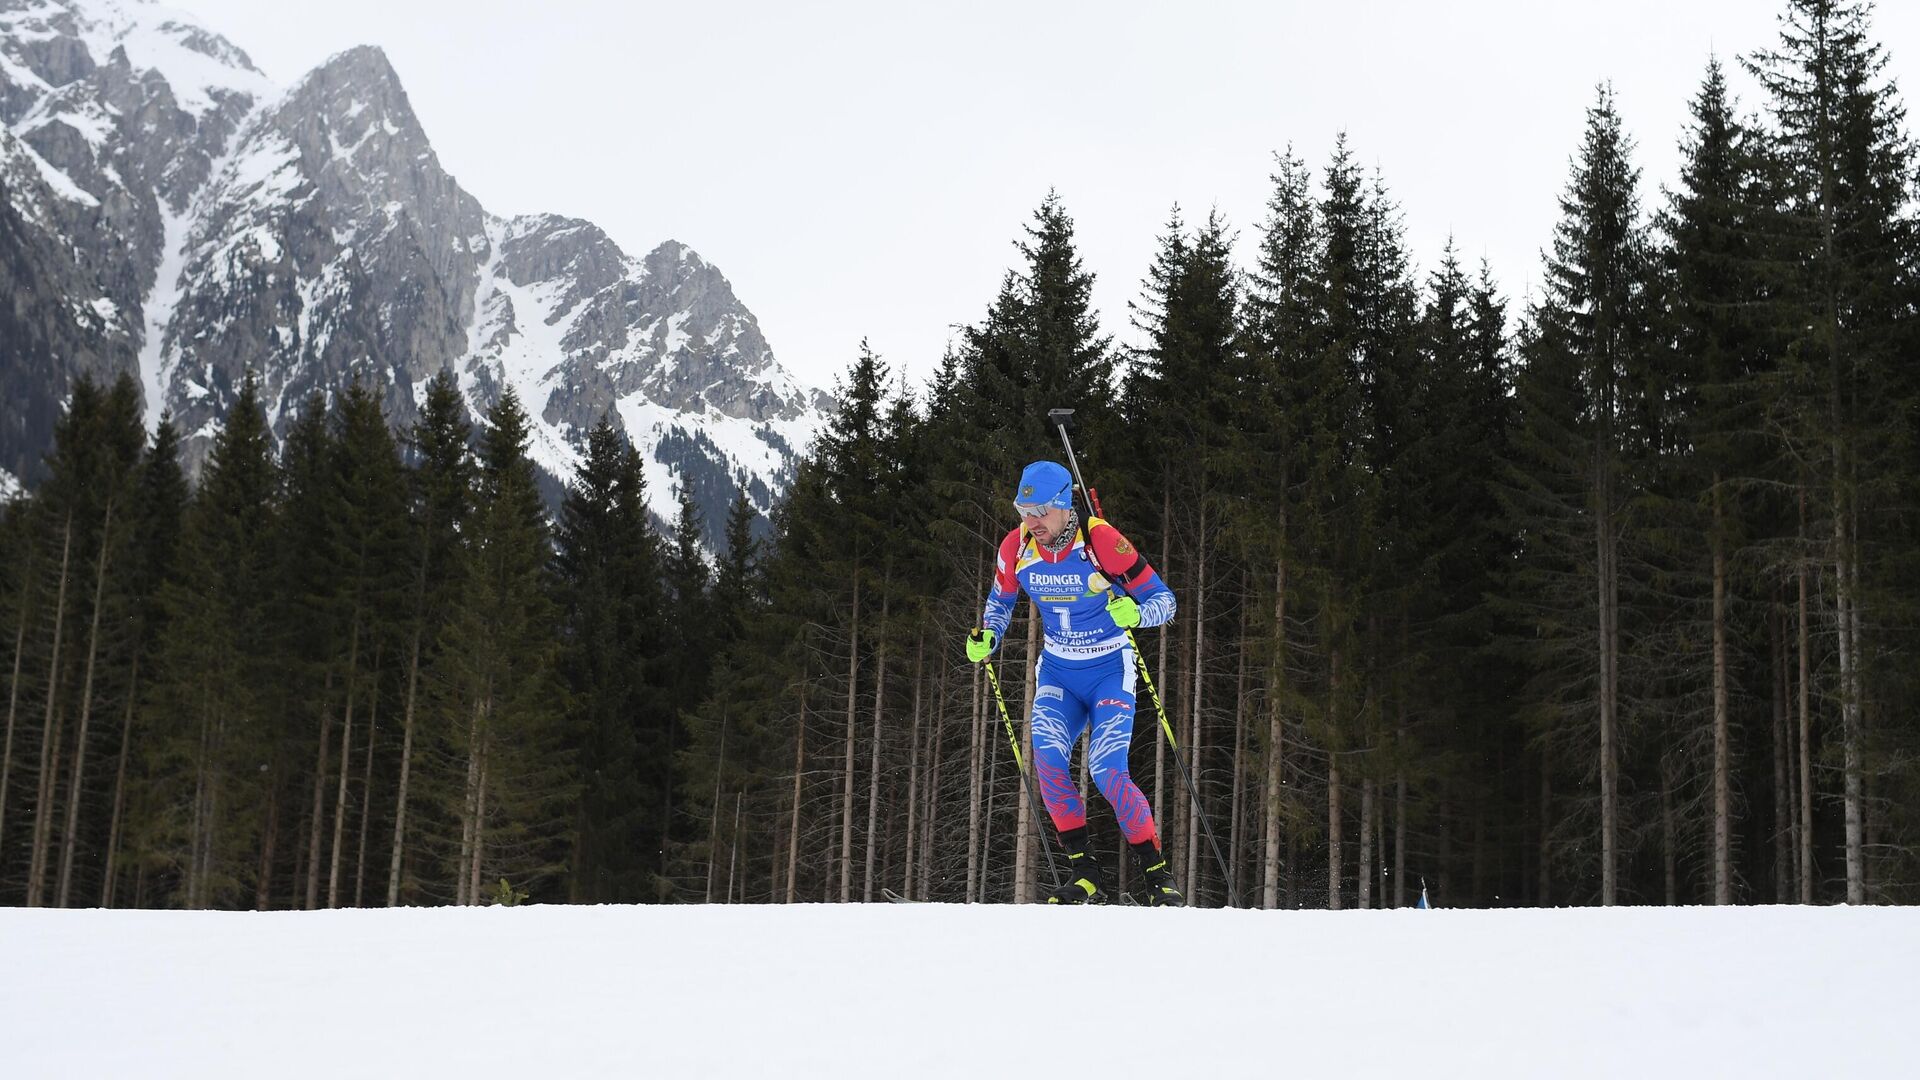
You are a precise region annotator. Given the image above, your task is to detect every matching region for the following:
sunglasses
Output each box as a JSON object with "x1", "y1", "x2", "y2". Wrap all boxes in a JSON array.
[{"x1": 1014, "y1": 502, "x2": 1053, "y2": 519}]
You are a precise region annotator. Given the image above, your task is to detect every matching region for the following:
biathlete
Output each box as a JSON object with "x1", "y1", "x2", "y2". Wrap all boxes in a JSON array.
[{"x1": 965, "y1": 460, "x2": 1184, "y2": 906}]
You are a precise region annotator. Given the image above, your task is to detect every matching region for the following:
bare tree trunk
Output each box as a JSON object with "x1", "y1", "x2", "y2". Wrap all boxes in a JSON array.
[
  {"x1": 659, "y1": 708, "x2": 676, "y2": 892},
  {"x1": 327, "y1": 616, "x2": 364, "y2": 908},
  {"x1": 1230, "y1": 604, "x2": 1249, "y2": 908},
  {"x1": 1394, "y1": 712, "x2": 1407, "y2": 910},
  {"x1": 1327, "y1": 753, "x2": 1343, "y2": 911},
  {"x1": 1169, "y1": 613, "x2": 1190, "y2": 882},
  {"x1": 257, "y1": 786, "x2": 279, "y2": 910},
  {"x1": 199, "y1": 711, "x2": 226, "y2": 907},
  {"x1": 186, "y1": 680, "x2": 210, "y2": 907},
  {"x1": 469, "y1": 738, "x2": 490, "y2": 903},
  {"x1": 726, "y1": 790, "x2": 742, "y2": 903},
  {"x1": 863, "y1": 589, "x2": 889, "y2": 903},
  {"x1": 1376, "y1": 780, "x2": 1387, "y2": 907},
  {"x1": 1797, "y1": 490, "x2": 1814, "y2": 904},
  {"x1": 1847, "y1": 549, "x2": 1865, "y2": 900},
  {"x1": 455, "y1": 715, "x2": 477, "y2": 906},
  {"x1": 1185, "y1": 507, "x2": 1207, "y2": 900},
  {"x1": 0, "y1": 536, "x2": 37, "y2": 855},
  {"x1": 305, "y1": 671, "x2": 335, "y2": 910},
  {"x1": 30, "y1": 677, "x2": 67, "y2": 906},
  {"x1": 1537, "y1": 752, "x2": 1551, "y2": 905},
  {"x1": 1772, "y1": 604, "x2": 1792, "y2": 904},
  {"x1": 903, "y1": 634, "x2": 924, "y2": 899},
  {"x1": 102, "y1": 657, "x2": 138, "y2": 907},
  {"x1": 965, "y1": 644, "x2": 982, "y2": 904},
  {"x1": 1711, "y1": 483, "x2": 1731, "y2": 905},
  {"x1": 840, "y1": 576, "x2": 859, "y2": 904},
  {"x1": 387, "y1": 628, "x2": 424, "y2": 906},
  {"x1": 26, "y1": 513, "x2": 74, "y2": 908},
  {"x1": 769, "y1": 780, "x2": 785, "y2": 905},
  {"x1": 1358, "y1": 777, "x2": 1375, "y2": 910},
  {"x1": 706, "y1": 710, "x2": 728, "y2": 903},
  {"x1": 353, "y1": 671, "x2": 379, "y2": 909},
  {"x1": 922, "y1": 662, "x2": 944, "y2": 900},
  {"x1": 1663, "y1": 754, "x2": 1677, "y2": 906},
  {"x1": 1823, "y1": 236, "x2": 1865, "y2": 903},
  {"x1": 1263, "y1": 553, "x2": 1286, "y2": 910},
  {"x1": 1286, "y1": 826, "x2": 1299, "y2": 908},
  {"x1": 1837, "y1": 513, "x2": 1863, "y2": 904},
  {"x1": 1327, "y1": 646, "x2": 1342, "y2": 912},
  {"x1": 456, "y1": 681, "x2": 490, "y2": 906},
  {"x1": 58, "y1": 501, "x2": 116, "y2": 907},
  {"x1": 785, "y1": 675, "x2": 805, "y2": 903},
  {"x1": 1599, "y1": 477, "x2": 1618, "y2": 908}
]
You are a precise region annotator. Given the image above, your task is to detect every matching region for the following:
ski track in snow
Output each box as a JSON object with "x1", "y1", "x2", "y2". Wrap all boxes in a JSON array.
[{"x1": 2, "y1": 904, "x2": 1913, "y2": 1077}]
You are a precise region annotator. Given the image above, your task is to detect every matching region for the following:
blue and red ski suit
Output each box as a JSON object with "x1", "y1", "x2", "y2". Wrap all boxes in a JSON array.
[{"x1": 980, "y1": 515, "x2": 1176, "y2": 844}]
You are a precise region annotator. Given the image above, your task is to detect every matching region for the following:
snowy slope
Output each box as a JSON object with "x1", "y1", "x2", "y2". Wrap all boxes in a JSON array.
[
  {"x1": 56, "y1": 0, "x2": 273, "y2": 116},
  {"x1": 4, "y1": 904, "x2": 1912, "y2": 1077}
]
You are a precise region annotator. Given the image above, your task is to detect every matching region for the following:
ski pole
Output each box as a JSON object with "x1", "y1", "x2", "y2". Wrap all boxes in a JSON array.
[
  {"x1": 981, "y1": 650, "x2": 1064, "y2": 891},
  {"x1": 1046, "y1": 408, "x2": 1240, "y2": 908}
]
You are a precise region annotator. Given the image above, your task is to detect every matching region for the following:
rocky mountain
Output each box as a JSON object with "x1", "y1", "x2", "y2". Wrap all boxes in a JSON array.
[{"x1": 0, "y1": 0, "x2": 827, "y2": 536}]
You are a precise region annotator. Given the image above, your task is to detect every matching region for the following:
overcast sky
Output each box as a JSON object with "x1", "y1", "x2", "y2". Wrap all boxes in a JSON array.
[{"x1": 180, "y1": 0, "x2": 1918, "y2": 392}]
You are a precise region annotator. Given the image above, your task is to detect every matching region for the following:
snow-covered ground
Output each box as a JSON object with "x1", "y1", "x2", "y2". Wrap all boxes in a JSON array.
[{"x1": 3, "y1": 903, "x2": 1911, "y2": 1077}]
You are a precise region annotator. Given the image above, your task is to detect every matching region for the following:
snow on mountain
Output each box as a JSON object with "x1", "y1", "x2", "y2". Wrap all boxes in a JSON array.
[
  {"x1": 52, "y1": 0, "x2": 271, "y2": 116},
  {"x1": 4, "y1": 904, "x2": 1914, "y2": 1077},
  {"x1": 0, "y1": 0, "x2": 827, "y2": 539},
  {"x1": 461, "y1": 214, "x2": 825, "y2": 527}
]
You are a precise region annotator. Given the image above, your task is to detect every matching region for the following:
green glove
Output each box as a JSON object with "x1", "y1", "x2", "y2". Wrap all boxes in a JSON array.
[
  {"x1": 1106, "y1": 591, "x2": 1141, "y2": 629},
  {"x1": 965, "y1": 628, "x2": 998, "y2": 663}
]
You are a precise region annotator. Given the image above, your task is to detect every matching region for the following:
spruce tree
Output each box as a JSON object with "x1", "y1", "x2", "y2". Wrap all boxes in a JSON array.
[
  {"x1": 387, "y1": 369, "x2": 474, "y2": 905},
  {"x1": 556, "y1": 415, "x2": 668, "y2": 902},
  {"x1": 142, "y1": 371, "x2": 278, "y2": 908},
  {"x1": 99, "y1": 415, "x2": 187, "y2": 906},
  {"x1": 674, "y1": 484, "x2": 780, "y2": 903},
  {"x1": 433, "y1": 388, "x2": 570, "y2": 903},
  {"x1": 1243, "y1": 146, "x2": 1323, "y2": 909},
  {"x1": 1500, "y1": 86, "x2": 1658, "y2": 906},
  {"x1": 712, "y1": 488, "x2": 764, "y2": 652},
  {"x1": 1748, "y1": 0, "x2": 1918, "y2": 902},
  {"x1": 1654, "y1": 56, "x2": 1781, "y2": 904},
  {"x1": 272, "y1": 392, "x2": 342, "y2": 910},
  {"x1": 13, "y1": 375, "x2": 146, "y2": 907},
  {"x1": 320, "y1": 379, "x2": 410, "y2": 908},
  {"x1": 1125, "y1": 204, "x2": 1247, "y2": 904}
]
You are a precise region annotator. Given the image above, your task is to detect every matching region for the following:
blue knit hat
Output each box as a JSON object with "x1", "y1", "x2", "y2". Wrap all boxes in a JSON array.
[{"x1": 1014, "y1": 461, "x2": 1074, "y2": 510}]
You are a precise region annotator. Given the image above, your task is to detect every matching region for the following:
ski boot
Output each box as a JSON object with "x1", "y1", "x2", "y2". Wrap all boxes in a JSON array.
[
  {"x1": 1047, "y1": 827, "x2": 1112, "y2": 905},
  {"x1": 1131, "y1": 838, "x2": 1186, "y2": 907}
]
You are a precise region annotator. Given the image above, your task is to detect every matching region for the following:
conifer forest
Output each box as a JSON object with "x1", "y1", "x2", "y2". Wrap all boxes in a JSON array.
[{"x1": 5, "y1": 0, "x2": 1920, "y2": 912}]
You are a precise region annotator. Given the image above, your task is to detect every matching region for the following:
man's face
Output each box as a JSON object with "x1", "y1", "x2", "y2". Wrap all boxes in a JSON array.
[{"x1": 1020, "y1": 504, "x2": 1070, "y2": 544}]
